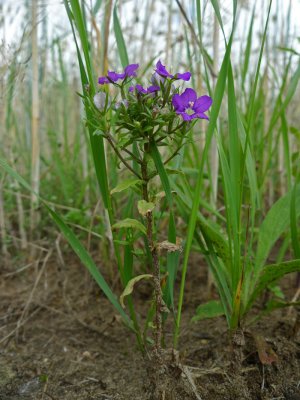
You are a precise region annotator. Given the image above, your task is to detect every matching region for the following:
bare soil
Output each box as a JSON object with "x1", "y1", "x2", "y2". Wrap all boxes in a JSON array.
[{"x1": 0, "y1": 251, "x2": 299, "y2": 400}]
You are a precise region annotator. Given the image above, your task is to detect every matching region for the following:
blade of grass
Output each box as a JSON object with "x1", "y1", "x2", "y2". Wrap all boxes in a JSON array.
[
  {"x1": 149, "y1": 142, "x2": 179, "y2": 310},
  {"x1": 113, "y1": 4, "x2": 129, "y2": 68},
  {"x1": 290, "y1": 183, "x2": 300, "y2": 259},
  {"x1": 174, "y1": 28, "x2": 235, "y2": 347},
  {"x1": 242, "y1": 5, "x2": 255, "y2": 90}
]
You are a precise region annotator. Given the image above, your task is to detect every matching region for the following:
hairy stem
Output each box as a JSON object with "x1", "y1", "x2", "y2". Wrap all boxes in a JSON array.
[
  {"x1": 141, "y1": 160, "x2": 163, "y2": 362},
  {"x1": 106, "y1": 136, "x2": 142, "y2": 179}
]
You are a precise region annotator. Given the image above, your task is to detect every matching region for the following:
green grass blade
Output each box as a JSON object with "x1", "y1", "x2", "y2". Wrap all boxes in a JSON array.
[
  {"x1": 290, "y1": 183, "x2": 300, "y2": 258},
  {"x1": 246, "y1": 259, "x2": 300, "y2": 314},
  {"x1": 242, "y1": 5, "x2": 255, "y2": 89},
  {"x1": 210, "y1": 0, "x2": 226, "y2": 41},
  {"x1": 280, "y1": 106, "x2": 292, "y2": 191},
  {"x1": 174, "y1": 30, "x2": 235, "y2": 347},
  {"x1": 246, "y1": 0, "x2": 273, "y2": 131},
  {"x1": 67, "y1": 0, "x2": 95, "y2": 91},
  {"x1": 149, "y1": 143, "x2": 179, "y2": 309},
  {"x1": 64, "y1": 0, "x2": 112, "y2": 217},
  {"x1": 113, "y1": 4, "x2": 129, "y2": 68},
  {"x1": 92, "y1": 0, "x2": 103, "y2": 15},
  {"x1": 253, "y1": 185, "x2": 300, "y2": 290},
  {"x1": 266, "y1": 60, "x2": 300, "y2": 142}
]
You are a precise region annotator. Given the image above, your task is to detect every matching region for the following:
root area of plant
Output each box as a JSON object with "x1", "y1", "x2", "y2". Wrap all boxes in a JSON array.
[{"x1": 0, "y1": 254, "x2": 299, "y2": 400}]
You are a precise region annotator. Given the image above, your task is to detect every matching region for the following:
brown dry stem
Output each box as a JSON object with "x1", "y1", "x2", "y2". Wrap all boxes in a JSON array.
[{"x1": 141, "y1": 159, "x2": 163, "y2": 365}]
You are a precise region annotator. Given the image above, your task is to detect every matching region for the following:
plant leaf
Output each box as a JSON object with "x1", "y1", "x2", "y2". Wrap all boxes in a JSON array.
[
  {"x1": 112, "y1": 218, "x2": 146, "y2": 235},
  {"x1": 120, "y1": 274, "x2": 153, "y2": 308},
  {"x1": 253, "y1": 186, "x2": 300, "y2": 286},
  {"x1": 246, "y1": 259, "x2": 300, "y2": 313},
  {"x1": 191, "y1": 300, "x2": 224, "y2": 322},
  {"x1": 111, "y1": 179, "x2": 143, "y2": 195},
  {"x1": 149, "y1": 142, "x2": 179, "y2": 309},
  {"x1": 113, "y1": 5, "x2": 129, "y2": 68},
  {"x1": 253, "y1": 334, "x2": 278, "y2": 365},
  {"x1": 137, "y1": 200, "x2": 155, "y2": 216},
  {"x1": 158, "y1": 240, "x2": 183, "y2": 253}
]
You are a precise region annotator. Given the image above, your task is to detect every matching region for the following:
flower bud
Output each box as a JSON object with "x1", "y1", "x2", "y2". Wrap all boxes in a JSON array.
[
  {"x1": 115, "y1": 99, "x2": 129, "y2": 109},
  {"x1": 93, "y1": 92, "x2": 108, "y2": 111}
]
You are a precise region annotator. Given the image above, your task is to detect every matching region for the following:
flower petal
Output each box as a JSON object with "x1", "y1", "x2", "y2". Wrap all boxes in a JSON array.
[
  {"x1": 193, "y1": 95, "x2": 212, "y2": 113},
  {"x1": 195, "y1": 112, "x2": 209, "y2": 120},
  {"x1": 124, "y1": 63, "x2": 139, "y2": 77},
  {"x1": 155, "y1": 60, "x2": 173, "y2": 78},
  {"x1": 172, "y1": 94, "x2": 185, "y2": 111},
  {"x1": 98, "y1": 76, "x2": 109, "y2": 85},
  {"x1": 147, "y1": 85, "x2": 160, "y2": 93},
  {"x1": 107, "y1": 71, "x2": 125, "y2": 82},
  {"x1": 136, "y1": 84, "x2": 147, "y2": 94},
  {"x1": 179, "y1": 112, "x2": 194, "y2": 121},
  {"x1": 175, "y1": 72, "x2": 191, "y2": 81},
  {"x1": 181, "y1": 88, "x2": 197, "y2": 105}
]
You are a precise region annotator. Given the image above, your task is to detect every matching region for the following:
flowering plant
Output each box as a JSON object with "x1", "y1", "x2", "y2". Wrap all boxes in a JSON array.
[{"x1": 85, "y1": 60, "x2": 212, "y2": 359}]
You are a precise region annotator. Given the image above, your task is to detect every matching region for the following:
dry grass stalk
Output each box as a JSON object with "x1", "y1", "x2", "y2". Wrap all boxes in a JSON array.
[{"x1": 29, "y1": 0, "x2": 40, "y2": 244}]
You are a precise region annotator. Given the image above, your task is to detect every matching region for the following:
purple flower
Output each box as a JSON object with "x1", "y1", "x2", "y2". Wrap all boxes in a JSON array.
[
  {"x1": 155, "y1": 60, "x2": 173, "y2": 78},
  {"x1": 107, "y1": 71, "x2": 125, "y2": 81},
  {"x1": 155, "y1": 60, "x2": 191, "y2": 82},
  {"x1": 98, "y1": 76, "x2": 109, "y2": 84},
  {"x1": 176, "y1": 72, "x2": 191, "y2": 81},
  {"x1": 129, "y1": 84, "x2": 160, "y2": 95},
  {"x1": 172, "y1": 88, "x2": 212, "y2": 121},
  {"x1": 124, "y1": 64, "x2": 139, "y2": 77},
  {"x1": 98, "y1": 63, "x2": 139, "y2": 85},
  {"x1": 135, "y1": 84, "x2": 147, "y2": 94},
  {"x1": 147, "y1": 85, "x2": 160, "y2": 93}
]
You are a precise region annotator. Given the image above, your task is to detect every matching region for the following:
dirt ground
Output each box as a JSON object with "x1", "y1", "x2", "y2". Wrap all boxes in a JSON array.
[{"x1": 0, "y1": 249, "x2": 299, "y2": 400}]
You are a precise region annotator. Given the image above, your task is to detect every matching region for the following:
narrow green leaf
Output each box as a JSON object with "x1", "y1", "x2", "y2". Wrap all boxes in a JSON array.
[
  {"x1": 92, "y1": 0, "x2": 103, "y2": 15},
  {"x1": 175, "y1": 28, "x2": 234, "y2": 347},
  {"x1": 210, "y1": 0, "x2": 226, "y2": 41},
  {"x1": 149, "y1": 142, "x2": 179, "y2": 309},
  {"x1": 247, "y1": 0, "x2": 273, "y2": 131},
  {"x1": 255, "y1": 185, "x2": 300, "y2": 272},
  {"x1": 242, "y1": 5, "x2": 255, "y2": 88},
  {"x1": 246, "y1": 260, "x2": 300, "y2": 313},
  {"x1": 290, "y1": 183, "x2": 300, "y2": 258},
  {"x1": 113, "y1": 5, "x2": 129, "y2": 68},
  {"x1": 67, "y1": 0, "x2": 94, "y2": 89}
]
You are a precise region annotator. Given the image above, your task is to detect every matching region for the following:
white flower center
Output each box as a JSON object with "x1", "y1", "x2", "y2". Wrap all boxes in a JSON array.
[{"x1": 185, "y1": 102, "x2": 195, "y2": 115}]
